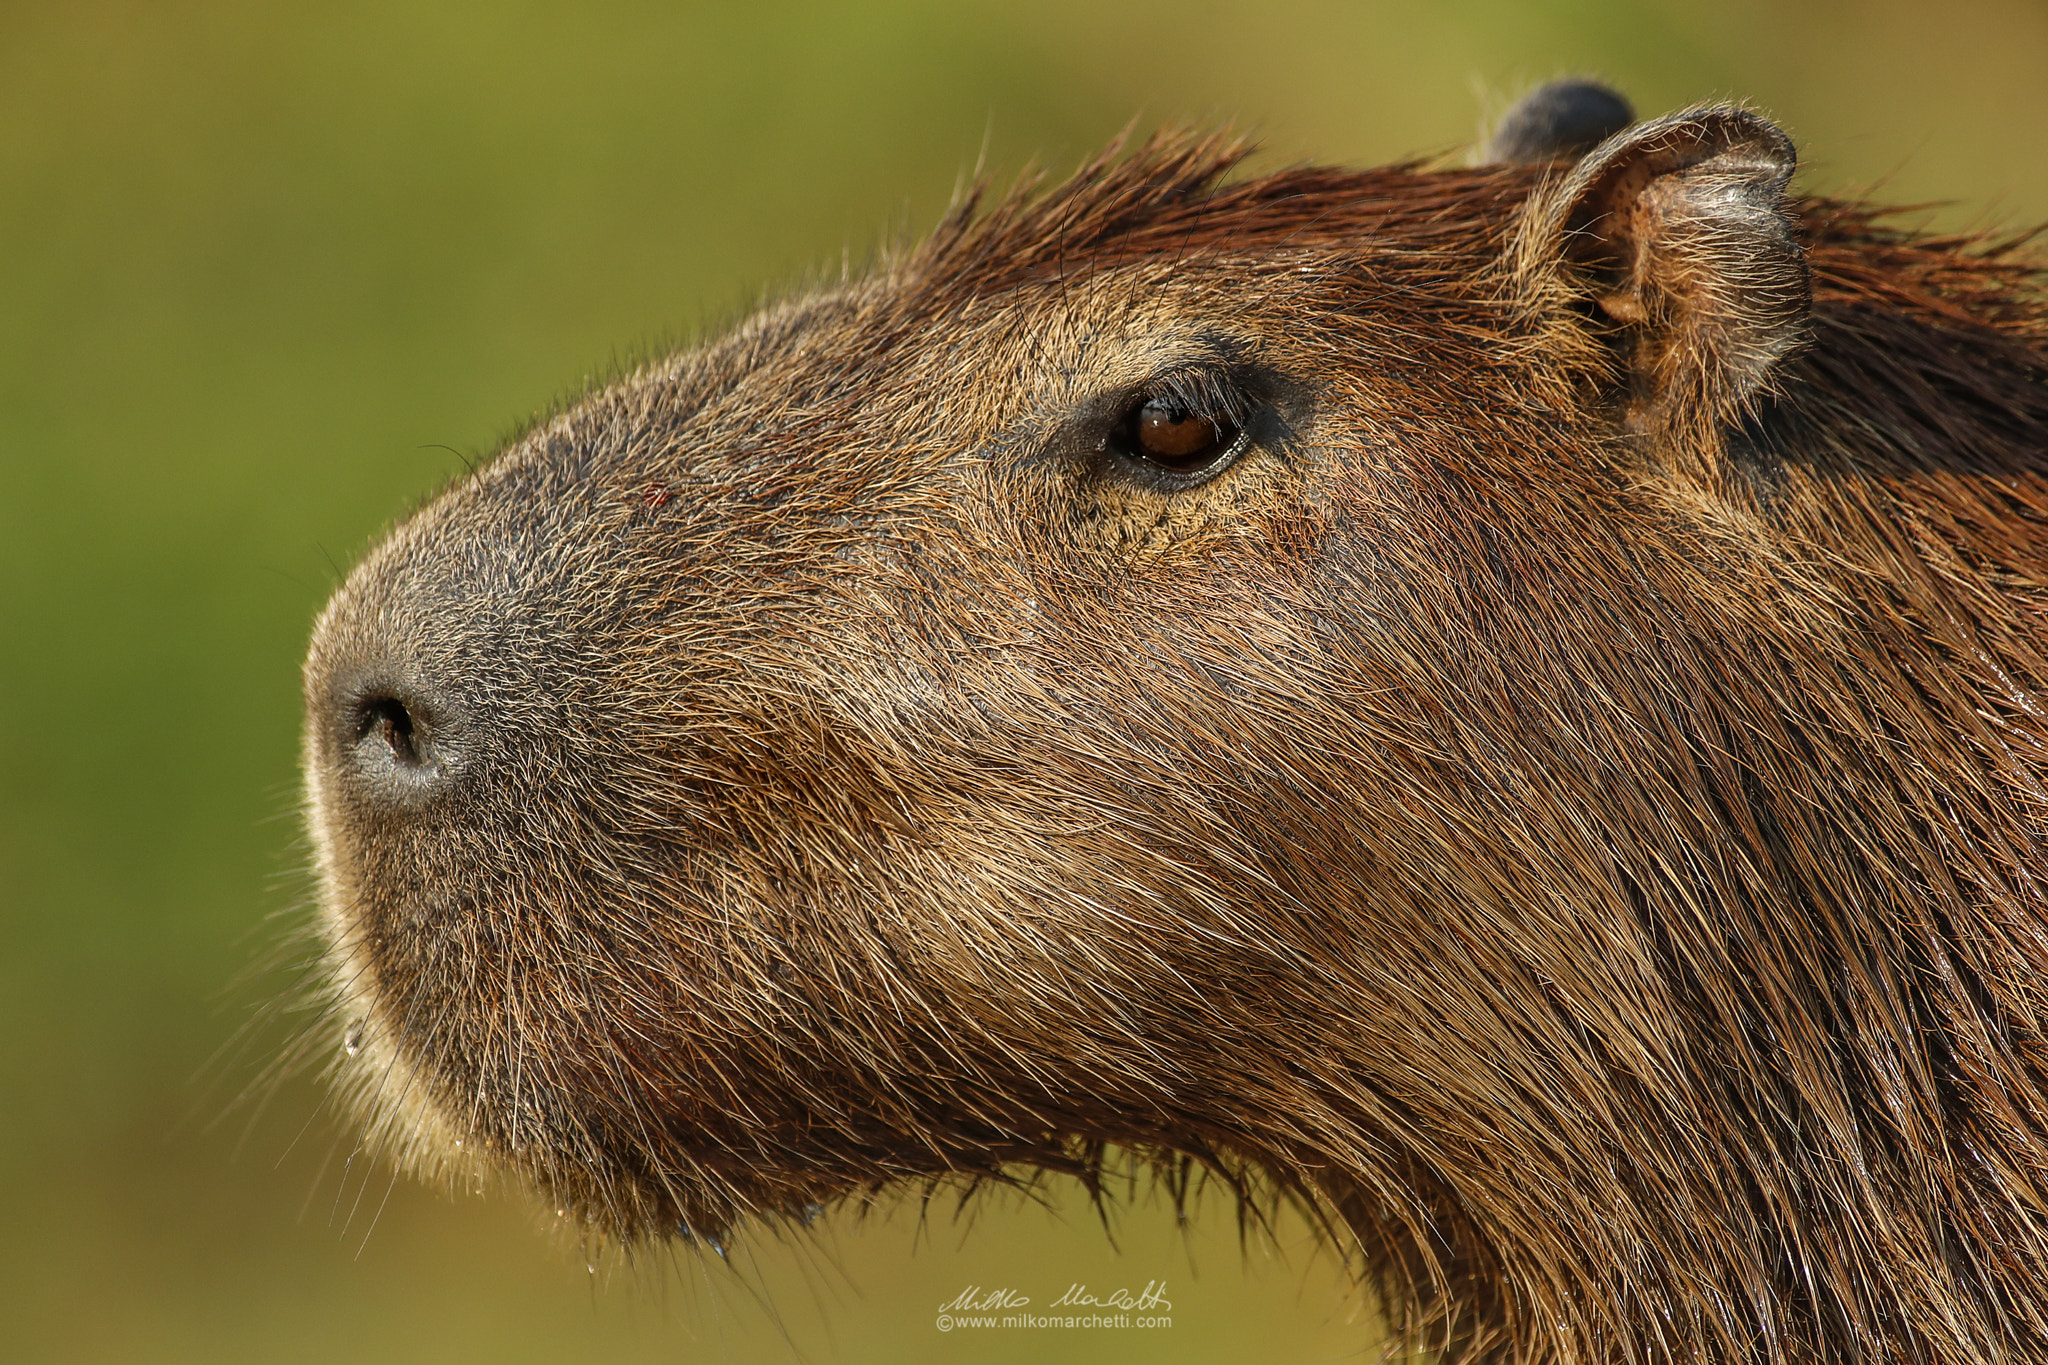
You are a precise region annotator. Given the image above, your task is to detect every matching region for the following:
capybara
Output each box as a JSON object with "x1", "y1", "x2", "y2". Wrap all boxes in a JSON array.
[{"x1": 301, "y1": 81, "x2": 2048, "y2": 1365}]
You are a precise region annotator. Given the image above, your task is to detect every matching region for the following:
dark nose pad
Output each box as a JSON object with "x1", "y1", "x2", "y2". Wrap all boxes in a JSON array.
[{"x1": 339, "y1": 681, "x2": 462, "y2": 803}]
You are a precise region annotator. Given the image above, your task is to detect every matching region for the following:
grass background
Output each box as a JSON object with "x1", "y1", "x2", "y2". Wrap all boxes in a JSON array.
[{"x1": 3, "y1": 1, "x2": 2044, "y2": 1361}]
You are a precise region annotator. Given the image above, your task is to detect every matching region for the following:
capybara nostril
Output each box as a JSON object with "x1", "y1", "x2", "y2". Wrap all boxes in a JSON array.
[
  {"x1": 327, "y1": 677, "x2": 462, "y2": 802},
  {"x1": 353, "y1": 693, "x2": 424, "y2": 768}
]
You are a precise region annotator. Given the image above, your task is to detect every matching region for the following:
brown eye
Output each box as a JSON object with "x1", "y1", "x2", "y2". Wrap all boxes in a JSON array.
[{"x1": 1118, "y1": 396, "x2": 1242, "y2": 478}]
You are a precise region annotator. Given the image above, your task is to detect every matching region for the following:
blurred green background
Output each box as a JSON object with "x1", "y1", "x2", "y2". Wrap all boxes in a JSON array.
[{"x1": 4, "y1": 1, "x2": 2044, "y2": 1361}]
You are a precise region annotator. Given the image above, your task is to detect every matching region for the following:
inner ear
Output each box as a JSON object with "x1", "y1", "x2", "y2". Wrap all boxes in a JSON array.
[{"x1": 1519, "y1": 106, "x2": 1810, "y2": 437}]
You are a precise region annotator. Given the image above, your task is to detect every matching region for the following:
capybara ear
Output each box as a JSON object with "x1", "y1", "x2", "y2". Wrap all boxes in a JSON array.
[
  {"x1": 1483, "y1": 79, "x2": 1635, "y2": 165},
  {"x1": 1517, "y1": 106, "x2": 1810, "y2": 440}
]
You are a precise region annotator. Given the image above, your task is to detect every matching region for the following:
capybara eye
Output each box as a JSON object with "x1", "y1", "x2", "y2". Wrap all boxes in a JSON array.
[{"x1": 1117, "y1": 395, "x2": 1242, "y2": 479}]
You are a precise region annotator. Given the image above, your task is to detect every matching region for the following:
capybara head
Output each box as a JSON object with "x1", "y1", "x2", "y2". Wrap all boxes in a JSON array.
[{"x1": 302, "y1": 83, "x2": 2048, "y2": 1365}]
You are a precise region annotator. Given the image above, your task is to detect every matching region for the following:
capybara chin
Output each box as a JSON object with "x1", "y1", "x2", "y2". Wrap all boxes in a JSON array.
[{"x1": 301, "y1": 80, "x2": 2048, "y2": 1365}]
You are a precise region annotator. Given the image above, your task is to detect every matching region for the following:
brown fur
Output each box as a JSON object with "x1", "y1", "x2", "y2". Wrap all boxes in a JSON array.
[{"x1": 302, "y1": 97, "x2": 2048, "y2": 1365}]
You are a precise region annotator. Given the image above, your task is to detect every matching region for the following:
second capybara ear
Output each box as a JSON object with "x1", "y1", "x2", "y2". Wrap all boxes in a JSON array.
[
  {"x1": 1516, "y1": 105, "x2": 1811, "y2": 444},
  {"x1": 1483, "y1": 80, "x2": 1635, "y2": 165}
]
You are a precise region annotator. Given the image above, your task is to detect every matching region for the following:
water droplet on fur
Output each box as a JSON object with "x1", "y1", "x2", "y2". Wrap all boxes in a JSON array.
[
  {"x1": 798, "y1": 1203, "x2": 823, "y2": 1228},
  {"x1": 708, "y1": 1236, "x2": 728, "y2": 1259},
  {"x1": 343, "y1": 1020, "x2": 365, "y2": 1057},
  {"x1": 676, "y1": 1223, "x2": 696, "y2": 1245}
]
